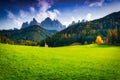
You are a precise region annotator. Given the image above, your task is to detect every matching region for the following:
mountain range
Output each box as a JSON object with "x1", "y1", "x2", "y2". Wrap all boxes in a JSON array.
[{"x1": 21, "y1": 17, "x2": 66, "y2": 31}]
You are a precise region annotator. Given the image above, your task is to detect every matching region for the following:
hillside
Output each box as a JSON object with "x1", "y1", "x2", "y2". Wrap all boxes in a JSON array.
[
  {"x1": 0, "y1": 25, "x2": 52, "y2": 45},
  {"x1": 40, "y1": 11, "x2": 120, "y2": 47},
  {"x1": 0, "y1": 43, "x2": 120, "y2": 80},
  {"x1": 0, "y1": 35, "x2": 14, "y2": 44}
]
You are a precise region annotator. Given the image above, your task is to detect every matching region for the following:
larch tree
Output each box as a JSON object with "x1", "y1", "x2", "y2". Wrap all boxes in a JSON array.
[{"x1": 95, "y1": 36, "x2": 104, "y2": 44}]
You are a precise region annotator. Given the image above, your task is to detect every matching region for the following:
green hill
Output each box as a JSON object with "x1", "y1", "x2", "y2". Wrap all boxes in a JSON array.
[
  {"x1": 0, "y1": 43, "x2": 120, "y2": 80},
  {"x1": 0, "y1": 25, "x2": 52, "y2": 45}
]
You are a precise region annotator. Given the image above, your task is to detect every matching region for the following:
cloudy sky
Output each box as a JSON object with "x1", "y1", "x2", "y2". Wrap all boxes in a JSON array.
[{"x1": 0, "y1": 0, "x2": 120, "y2": 30}]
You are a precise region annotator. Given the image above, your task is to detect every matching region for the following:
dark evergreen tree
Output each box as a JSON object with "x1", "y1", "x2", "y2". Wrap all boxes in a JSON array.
[{"x1": 117, "y1": 25, "x2": 120, "y2": 43}]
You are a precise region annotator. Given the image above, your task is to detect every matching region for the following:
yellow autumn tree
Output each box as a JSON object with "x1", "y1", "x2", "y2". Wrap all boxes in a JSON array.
[{"x1": 96, "y1": 36, "x2": 104, "y2": 44}]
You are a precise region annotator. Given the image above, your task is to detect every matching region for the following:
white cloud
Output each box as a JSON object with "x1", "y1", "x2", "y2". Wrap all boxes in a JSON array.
[
  {"x1": 63, "y1": 16, "x2": 75, "y2": 27},
  {"x1": 89, "y1": 0, "x2": 104, "y2": 7},
  {"x1": 62, "y1": 16, "x2": 82, "y2": 27},
  {"x1": 35, "y1": 0, "x2": 60, "y2": 22},
  {"x1": 53, "y1": 9, "x2": 61, "y2": 15},
  {"x1": 7, "y1": 11, "x2": 15, "y2": 19},
  {"x1": 6, "y1": 10, "x2": 29, "y2": 29},
  {"x1": 35, "y1": 9, "x2": 61, "y2": 22},
  {"x1": 86, "y1": 13, "x2": 92, "y2": 21},
  {"x1": 47, "y1": 11, "x2": 57, "y2": 20},
  {"x1": 38, "y1": 0, "x2": 51, "y2": 12},
  {"x1": 71, "y1": 16, "x2": 75, "y2": 21},
  {"x1": 36, "y1": 11, "x2": 48, "y2": 22},
  {"x1": 13, "y1": 18, "x2": 23, "y2": 28},
  {"x1": 19, "y1": 10, "x2": 27, "y2": 18},
  {"x1": 48, "y1": 10, "x2": 61, "y2": 20},
  {"x1": 30, "y1": 7, "x2": 36, "y2": 14}
]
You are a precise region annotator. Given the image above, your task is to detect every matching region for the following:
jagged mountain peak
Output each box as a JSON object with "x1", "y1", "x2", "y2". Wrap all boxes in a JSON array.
[
  {"x1": 44, "y1": 17, "x2": 52, "y2": 21},
  {"x1": 21, "y1": 21, "x2": 29, "y2": 29},
  {"x1": 21, "y1": 18, "x2": 39, "y2": 29},
  {"x1": 29, "y1": 18, "x2": 39, "y2": 26},
  {"x1": 40, "y1": 17, "x2": 66, "y2": 31}
]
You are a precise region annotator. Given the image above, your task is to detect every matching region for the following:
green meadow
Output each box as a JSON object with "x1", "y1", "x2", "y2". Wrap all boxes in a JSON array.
[{"x1": 0, "y1": 43, "x2": 120, "y2": 80}]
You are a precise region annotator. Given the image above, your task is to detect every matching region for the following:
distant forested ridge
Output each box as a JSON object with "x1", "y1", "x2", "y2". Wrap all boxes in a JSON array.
[{"x1": 0, "y1": 25, "x2": 52, "y2": 45}]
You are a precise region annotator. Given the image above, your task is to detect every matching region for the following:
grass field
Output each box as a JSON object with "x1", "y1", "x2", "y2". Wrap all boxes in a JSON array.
[{"x1": 0, "y1": 43, "x2": 120, "y2": 80}]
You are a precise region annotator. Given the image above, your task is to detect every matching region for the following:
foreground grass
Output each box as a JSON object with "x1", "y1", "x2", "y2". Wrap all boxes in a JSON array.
[{"x1": 0, "y1": 43, "x2": 120, "y2": 80}]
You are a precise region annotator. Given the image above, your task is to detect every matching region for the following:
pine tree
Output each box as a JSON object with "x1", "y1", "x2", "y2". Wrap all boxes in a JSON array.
[
  {"x1": 117, "y1": 25, "x2": 120, "y2": 43},
  {"x1": 107, "y1": 29, "x2": 112, "y2": 44}
]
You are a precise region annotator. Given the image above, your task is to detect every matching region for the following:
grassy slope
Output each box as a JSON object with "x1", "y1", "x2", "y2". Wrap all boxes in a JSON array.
[{"x1": 0, "y1": 43, "x2": 120, "y2": 80}]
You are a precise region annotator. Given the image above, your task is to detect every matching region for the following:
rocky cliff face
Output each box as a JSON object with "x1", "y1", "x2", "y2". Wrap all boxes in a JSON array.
[
  {"x1": 21, "y1": 22, "x2": 29, "y2": 29},
  {"x1": 21, "y1": 18, "x2": 39, "y2": 29}
]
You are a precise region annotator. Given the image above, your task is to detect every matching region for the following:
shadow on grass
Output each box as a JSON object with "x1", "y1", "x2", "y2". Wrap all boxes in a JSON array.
[{"x1": 94, "y1": 44, "x2": 120, "y2": 48}]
